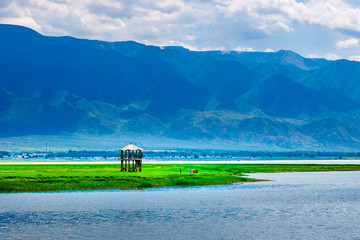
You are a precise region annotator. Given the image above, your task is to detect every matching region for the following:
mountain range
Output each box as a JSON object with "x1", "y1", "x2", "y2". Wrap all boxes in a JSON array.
[{"x1": 1, "y1": 24, "x2": 360, "y2": 151}]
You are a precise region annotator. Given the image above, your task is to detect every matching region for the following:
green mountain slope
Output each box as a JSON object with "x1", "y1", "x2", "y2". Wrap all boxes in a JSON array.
[{"x1": 1, "y1": 24, "x2": 360, "y2": 150}]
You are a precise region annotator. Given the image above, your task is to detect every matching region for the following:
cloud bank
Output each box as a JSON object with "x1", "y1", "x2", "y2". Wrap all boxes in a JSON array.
[
  {"x1": 336, "y1": 38, "x2": 359, "y2": 49},
  {"x1": 1, "y1": 0, "x2": 360, "y2": 59}
]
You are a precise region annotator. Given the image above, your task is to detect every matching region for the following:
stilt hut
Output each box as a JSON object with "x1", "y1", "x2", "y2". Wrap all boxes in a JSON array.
[{"x1": 118, "y1": 143, "x2": 144, "y2": 172}]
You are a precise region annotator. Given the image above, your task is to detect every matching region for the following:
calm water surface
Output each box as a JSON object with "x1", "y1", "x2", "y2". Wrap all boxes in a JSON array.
[{"x1": 0, "y1": 171, "x2": 359, "y2": 240}]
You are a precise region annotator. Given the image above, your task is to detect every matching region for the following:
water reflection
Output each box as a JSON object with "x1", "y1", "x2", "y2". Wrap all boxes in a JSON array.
[{"x1": 0, "y1": 172, "x2": 359, "y2": 240}]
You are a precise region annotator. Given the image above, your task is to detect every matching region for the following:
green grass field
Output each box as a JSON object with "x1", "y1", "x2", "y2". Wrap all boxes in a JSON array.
[{"x1": 1, "y1": 164, "x2": 360, "y2": 193}]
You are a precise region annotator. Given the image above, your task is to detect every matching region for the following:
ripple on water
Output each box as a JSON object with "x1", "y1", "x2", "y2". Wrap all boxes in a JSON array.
[{"x1": 0, "y1": 171, "x2": 360, "y2": 240}]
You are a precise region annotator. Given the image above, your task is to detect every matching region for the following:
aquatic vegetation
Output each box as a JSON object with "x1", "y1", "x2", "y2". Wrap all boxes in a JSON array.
[{"x1": 1, "y1": 164, "x2": 360, "y2": 192}]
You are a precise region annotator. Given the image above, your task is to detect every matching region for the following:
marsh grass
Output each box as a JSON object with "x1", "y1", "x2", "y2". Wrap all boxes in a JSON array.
[{"x1": 1, "y1": 164, "x2": 360, "y2": 192}]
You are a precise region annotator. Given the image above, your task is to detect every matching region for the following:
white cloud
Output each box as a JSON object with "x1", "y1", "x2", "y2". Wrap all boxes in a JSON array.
[
  {"x1": 335, "y1": 38, "x2": 359, "y2": 49},
  {"x1": 325, "y1": 53, "x2": 341, "y2": 60},
  {"x1": 307, "y1": 53, "x2": 341, "y2": 60},
  {"x1": 349, "y1": 55, "x2": 360, "y2": 61},
  {"x1": 0, "y1": 0, "x2": 209, "y2": 43},
  {"x1": 258, "y1": 21, "x2": 293, "y2": 34},
  {"x1": 307, "y1": 53, "x2": 321, "y2": 59},
  {"x1": 200, "y1": 46, "x2": 226, "y2": 51},
  {"x1": 159, "y1": 40, "x2": 199, "y2": 51},
  {"x1": 218, "y1": 0, "x2": 360, "y2": 33},
  {"x1": 234, "y1": 46, "x2": 255, "y2": 52},
  {"x1": 0, "y1": 16, "x2": 41, "y2": 31},
  {"x1": 1, "y1": 0, "x2": 360, "y2": 54},
  {"x1": 264, "y1": 48, "x2": 275, "y2": 52}
]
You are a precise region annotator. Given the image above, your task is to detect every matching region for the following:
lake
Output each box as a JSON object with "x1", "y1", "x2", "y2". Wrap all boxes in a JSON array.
[{"x1": 0, "y1": 171, "x2": 359, "y2": 239}]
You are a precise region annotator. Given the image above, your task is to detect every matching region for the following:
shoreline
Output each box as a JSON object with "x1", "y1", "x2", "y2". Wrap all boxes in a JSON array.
[
  {"x1": 1, "y1": 159, "x2": 360, "y2": 165},
  {"x1": 1, "y1": 163, "x2": 360, "y2": 193}
]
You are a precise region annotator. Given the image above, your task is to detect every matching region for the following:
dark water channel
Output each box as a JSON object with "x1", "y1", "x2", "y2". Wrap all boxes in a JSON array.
[{"x1": 0, "y1": 171, "x2": 359, "y2": 239}]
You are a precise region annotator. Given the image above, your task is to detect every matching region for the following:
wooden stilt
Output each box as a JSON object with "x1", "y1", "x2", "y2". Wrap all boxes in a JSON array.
[{"x1": 119, "y1": 143, "x2": 144, "y2": 172}]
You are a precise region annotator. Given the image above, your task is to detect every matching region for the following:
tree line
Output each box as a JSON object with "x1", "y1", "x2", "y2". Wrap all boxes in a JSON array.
[{"x1": 3, "y1": 150, "x2": 360, "y2": 159}]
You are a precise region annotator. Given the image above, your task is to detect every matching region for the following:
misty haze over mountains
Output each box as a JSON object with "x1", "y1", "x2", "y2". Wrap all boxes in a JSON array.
[{"x1": 1, "y1": 24, "x2": 360, "y2": 151}]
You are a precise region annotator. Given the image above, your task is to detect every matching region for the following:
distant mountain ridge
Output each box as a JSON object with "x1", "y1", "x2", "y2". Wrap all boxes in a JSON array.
[{"x1": 1, "y1": 24, "x2": 360, "y2": 151}]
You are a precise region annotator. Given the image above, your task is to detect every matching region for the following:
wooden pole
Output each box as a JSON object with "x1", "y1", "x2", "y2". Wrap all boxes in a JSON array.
[
  {"x1": 127, "y1": 152, "x2": 129, "y2": 172},
  {"x1": 120, "y1": 150, "x2": 123, "y2": 171},
  {"x1": 139, "y1": 150, "x2": 142, "y2": 172},
  {"x1": 127, "y1": 151, "x2": 129, "y2": 172}
]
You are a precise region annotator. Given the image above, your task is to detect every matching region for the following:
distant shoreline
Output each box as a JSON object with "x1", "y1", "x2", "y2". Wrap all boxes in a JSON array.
[{"x1": 1, "y1": 159, "x2": 360, "y2": 165}]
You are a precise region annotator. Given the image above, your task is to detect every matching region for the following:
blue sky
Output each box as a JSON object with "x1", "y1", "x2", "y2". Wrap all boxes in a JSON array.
[{"x1": 1, "y1": 0, "x2": 360, "y2": 61}]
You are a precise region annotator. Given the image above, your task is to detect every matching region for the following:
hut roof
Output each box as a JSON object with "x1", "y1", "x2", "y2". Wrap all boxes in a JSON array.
[{"x1": 119, "y1": 143, "x2": 144, "y2": 151}]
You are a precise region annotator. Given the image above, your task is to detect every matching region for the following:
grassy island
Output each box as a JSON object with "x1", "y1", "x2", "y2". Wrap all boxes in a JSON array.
[{"x1": 1, "y1": 164, "x2": 360, "y2": 193}]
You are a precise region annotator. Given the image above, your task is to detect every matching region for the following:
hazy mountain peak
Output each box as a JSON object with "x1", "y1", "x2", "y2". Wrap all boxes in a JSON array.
[{"x1": 1, "y1": 24, "x2": 360, "y2": 150}]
